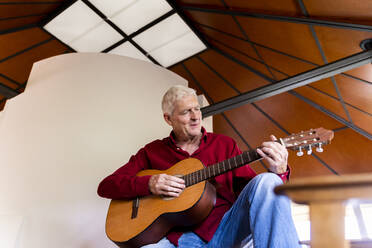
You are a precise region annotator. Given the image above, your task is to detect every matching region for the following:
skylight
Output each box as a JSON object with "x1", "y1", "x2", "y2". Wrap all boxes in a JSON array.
[{"x1": 43, "y1": 0, "x2": 206, "y2": 67}]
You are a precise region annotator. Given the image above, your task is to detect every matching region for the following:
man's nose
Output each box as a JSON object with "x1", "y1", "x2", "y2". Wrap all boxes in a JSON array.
[{"x1": 190, "y1": 110, "x2": 198, "y2": 119}]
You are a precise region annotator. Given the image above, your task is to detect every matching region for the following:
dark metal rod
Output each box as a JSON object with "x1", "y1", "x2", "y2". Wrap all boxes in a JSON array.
[
  {"x1": 203, "y1": 19, "x2": 372, "y2": 89},
  {"x1": 208, "y1": 35, "x2": 372, "y2": 117},
  {"x1": 201, "y1": 49, "x2": 372, "y2": 117},
  {"x1": 197, "y1": 21, "x2": 372, "y2": 86},
  {"x1": 0, "y1": 83, "x2": 19, "y2": 98},
  {"x1": 182, "y1": 5, "x2": 372, "y2": 32}
]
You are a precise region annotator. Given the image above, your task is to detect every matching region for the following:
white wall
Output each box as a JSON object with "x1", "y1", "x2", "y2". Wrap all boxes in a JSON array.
[{"x1": 0, "y1": 53, "x2": 190, "y2": 248}]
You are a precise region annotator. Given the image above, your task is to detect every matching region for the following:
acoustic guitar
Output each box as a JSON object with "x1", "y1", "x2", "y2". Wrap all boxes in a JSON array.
[{"x1": 105, "y1": 127, "x2": 334, "y2": 247}]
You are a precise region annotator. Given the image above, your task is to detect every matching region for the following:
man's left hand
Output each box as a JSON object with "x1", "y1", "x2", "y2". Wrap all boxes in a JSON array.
[{"x1": 256, "y1": 135, "x2": 288, "y2": 174}]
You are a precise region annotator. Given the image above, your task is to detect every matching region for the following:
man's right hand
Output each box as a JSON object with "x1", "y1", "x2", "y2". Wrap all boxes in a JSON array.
[{"x1": 149, "y1": 174, "x2": 185, "y2": 197}]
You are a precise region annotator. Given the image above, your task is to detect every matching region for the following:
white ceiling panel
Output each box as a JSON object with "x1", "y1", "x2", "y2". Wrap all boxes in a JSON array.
[
  {"x1": 88, "y1": 0, "x2": 135, "y2": 18},
  {"x1": 150, "y1": 31, "x2": 206, "y2": 67},
  {"x1": 110, "y1": 0, "x2": 172, "y2": 35},
  {"x1": 69, "y1": 21, "x2": 123, "y2": 52},
  {"x1": 109, "y1": 42, "x2": 152, "y2": 63},
  {"x1": 133, "y1": 13, "x2": 190, "y2": 53},
  {"x1": 44, "y1": 0, "x2": 102, "y2": 44}
]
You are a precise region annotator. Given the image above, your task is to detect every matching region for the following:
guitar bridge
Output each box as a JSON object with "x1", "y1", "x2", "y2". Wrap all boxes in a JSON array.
[{"x1": 131, "y1": 197, "x2": 139, "y2": 219}]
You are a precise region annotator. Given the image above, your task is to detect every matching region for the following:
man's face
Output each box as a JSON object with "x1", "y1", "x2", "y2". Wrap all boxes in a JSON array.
[{"x1": 164, "y1": 95, "x2": 202, "y2": 140}]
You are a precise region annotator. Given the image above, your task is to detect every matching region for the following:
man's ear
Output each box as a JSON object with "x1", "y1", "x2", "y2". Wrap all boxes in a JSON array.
[{"x1": 164, "y1": 113, "x2": 172, "y2": 126}]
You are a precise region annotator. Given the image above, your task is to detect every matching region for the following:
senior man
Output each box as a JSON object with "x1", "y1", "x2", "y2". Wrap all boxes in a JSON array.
[{"x1": 98, "y1": 85, "x2": 299, "y2": 248}]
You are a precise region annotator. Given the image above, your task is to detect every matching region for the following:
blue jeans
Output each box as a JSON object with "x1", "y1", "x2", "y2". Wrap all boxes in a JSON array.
[{"x1": 142, "y1": 173, "x2": 300, "y2": 248}]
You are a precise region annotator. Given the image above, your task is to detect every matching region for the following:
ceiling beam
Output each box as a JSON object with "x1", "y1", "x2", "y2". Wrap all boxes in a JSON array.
[
  {"x1": 182, "y1": 5, "x2": 372, "y2": 32},
  {"x1": 201, "y1": 49, "x2": 372, "y2": 117}
]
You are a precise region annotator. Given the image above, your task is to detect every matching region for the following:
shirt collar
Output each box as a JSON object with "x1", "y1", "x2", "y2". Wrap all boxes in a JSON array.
[{"x1": 169, "y1": 126, "x2": 208, "y2": 146}]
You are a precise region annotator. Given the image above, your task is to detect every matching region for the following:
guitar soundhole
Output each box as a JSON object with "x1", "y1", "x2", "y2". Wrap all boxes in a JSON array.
[{"x1": 162, "y1": 174, "x2": 183, "y2": 201}]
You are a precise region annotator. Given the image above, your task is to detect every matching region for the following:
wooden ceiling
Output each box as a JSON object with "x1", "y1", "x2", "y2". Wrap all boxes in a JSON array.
[{"x1": 0, "y1": 0, "x2": 371, "y2": 179}]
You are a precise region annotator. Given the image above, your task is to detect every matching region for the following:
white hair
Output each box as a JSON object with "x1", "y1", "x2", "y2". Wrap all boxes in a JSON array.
[{"x1": 161, "y1": 85, "x2": 197, "y2": 115}]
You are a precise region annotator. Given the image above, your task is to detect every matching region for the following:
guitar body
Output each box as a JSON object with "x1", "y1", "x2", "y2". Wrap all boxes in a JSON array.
[
  {"x1": 105, "y1": 158, "x2": 217, "y2": 248},
  {"x1": 104, "y1": 127, "x2": 334, "y2": 247}
]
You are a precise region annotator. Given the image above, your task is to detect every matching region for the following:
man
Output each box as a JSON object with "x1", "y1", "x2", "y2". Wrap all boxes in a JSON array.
[{"x1": 98, "y1": 85, "x2": 299, "y2": 247}]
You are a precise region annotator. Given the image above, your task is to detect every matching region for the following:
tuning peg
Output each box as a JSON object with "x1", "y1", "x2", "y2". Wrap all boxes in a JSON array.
[
  {"x1": 316, "y1": 143, "x2": 323, "y2": 153},
  {"x1": 296, "y1": 147, "x2": 304, "y2": 156},
  {"x1": 307, "y1": 145, "x2": 312, "y2": 155}
]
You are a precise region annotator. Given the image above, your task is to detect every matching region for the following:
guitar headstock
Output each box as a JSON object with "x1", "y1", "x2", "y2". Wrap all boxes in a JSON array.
[{"x1": 281, "y1": 127, "x2": 334, "y2": 156}]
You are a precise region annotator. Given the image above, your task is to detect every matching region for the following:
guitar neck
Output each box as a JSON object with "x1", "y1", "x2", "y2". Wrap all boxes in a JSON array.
[{"x1": 182, "y1": 150, "x2": 262, "y2": 187}]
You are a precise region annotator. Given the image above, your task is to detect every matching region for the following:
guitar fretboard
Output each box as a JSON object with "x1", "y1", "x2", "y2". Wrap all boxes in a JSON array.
[{"x1": 181, "y1": 150, "x2": 262, "y2": 187}]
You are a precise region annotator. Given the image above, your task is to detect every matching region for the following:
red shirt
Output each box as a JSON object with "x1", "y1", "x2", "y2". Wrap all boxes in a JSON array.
[{"x1": 97, "y1": 128, "x2": 288, "y2": 245}]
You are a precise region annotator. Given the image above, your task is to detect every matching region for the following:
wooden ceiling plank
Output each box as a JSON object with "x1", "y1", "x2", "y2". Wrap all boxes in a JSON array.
[
  {"x1": 183, "y1": 9, "x2": 247, "y2": 39},
  {"x1": 198, "y1": 24, "x2": 260, "y2": 60},
  {"x1": 176, "y1": 0, "x2": 224, "y2": 7},
  {"x1": 334, "y1": 74, "x2": 372, "y2": 115},
  {"x1": 197, "y1": 21, "x2": 372, "y2": 87},
  {"x1": 169, "y1": 62, "x2": 204, "y2": 96},
  {"x1": 198, "y1": 47, "x2": 372, "y2": 140},
  {"x1": 0, "y1": 4, "x2": 60, "y2": 19},
  {"x1": 212, "y1": 46, "x2": 273, "y2": 84},
  {"x1": 180, "y1": 62, "x2": 215, "y2": 104},
  {"x1": 183, "y1": 55, "x2": 238, "y2": 103},
  {"x1": 206, "y1": 38, "x2": 273, "y2": 79},
  {"x1": 289, "y1": 90, "x2": 372, "y2": 140},
  {"x1": 0, "y1": 81, "x2": 18, "y2": 98},
  {"x1": 201, "y1": 49, "x2": 372, "y2": 118},
  {"x1": 314, "y1": 26, "x2": 372, "y2": 80},
  {"x1": 222, "y1": 9, "x2": 277, "y2": 80},
  {"x1": 237, "y1": 16, "x2": 324, "y2": 65},
  {"x1": 296, "y1": 0, "x2": 354, "y2": 125},
  {"x1": 250, "y1": 101, "x2": 339, "y2": 176},
  {"x1": 0, "y1": 15, "x2": 43, "y2": 33},
  {"x1": 213, "y1": 113, "x2": 268, "y2": 174},
  {"x1": 182, "y1": 4, "x2": 372, "y2": 32},
  {"x1": 223, "y1": 0, "x2": 302, "y2": 16},
  {"x1": 294, "y1": 86, "x2": 349, "y2": 121},
  {"x1": 255, "y1": 92, "x2": 344, "y2": 137},
  {"x1": 0, "y1": 97, "x2": 5, "y2": 111},
  {"x1": 312, "y1": 128, "x2": 372, "y2": 175},
  {"x1": 0, "y1": 27, "x2": 53, "y2": 61},
  {"x1": 0, "y1": 38, "x2": 53, "y2": 63},
  {"x1": 195, "y1": 55, "x2": 240, "y2": 94},
  {"x1": 199, "y1": 49, "x2": 269, "y2": 93},
  {"x1": 0, "y1": 76, "x2": 19, "y2": 89},
  {"x1": 0, "y1": 1, "x2": 65, "y2": 3},
  {"x1": 255, "y1": 46, "x2": 317, "y2": 78},
  {"x1": 347, "y1": 106, "x2": 372, "y2": 136},
  {"x1": 0, "y1": 37, "x2": 70, "y2": 84},
  {"x1": 304, "y1": 0, "x2": 372, "y2": 26}
]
